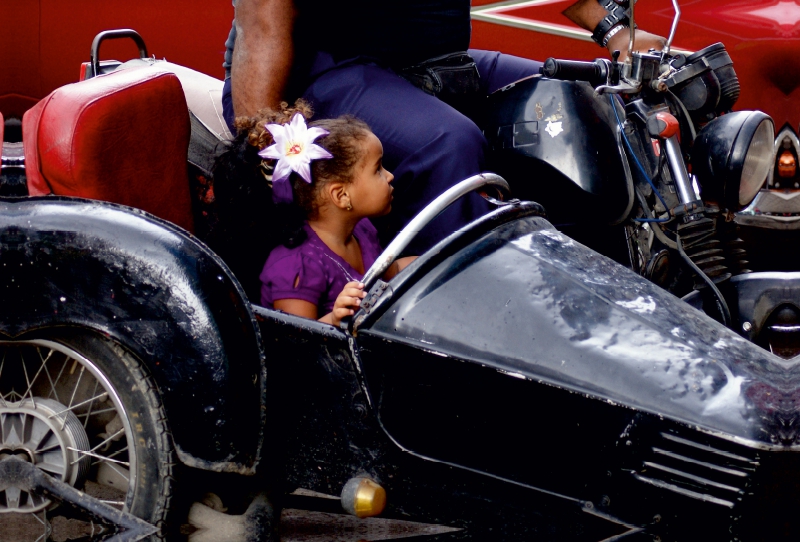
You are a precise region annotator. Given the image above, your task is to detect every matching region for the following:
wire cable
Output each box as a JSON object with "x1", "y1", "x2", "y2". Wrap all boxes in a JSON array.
[
  {"x1": 676, "y1": 233, "x2": 732, "y2": 328},
  {"x1": 609, "y1": 95, "x2": 671, "y2": 222}
]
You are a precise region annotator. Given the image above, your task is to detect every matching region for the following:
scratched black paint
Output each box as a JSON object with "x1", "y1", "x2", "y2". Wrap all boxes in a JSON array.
[
  {"x1": 8, "y1": 195, "x2": 800, "y2": 539},
  {"x1": 353, "y1": 207, "x2": 800, "y2": 539},
  {"x1": 0, "y1": 197, "x2": 265, "y2": 472},
  {"x1": 364, "y1": 214, "x2": 790, "y2": 446}
]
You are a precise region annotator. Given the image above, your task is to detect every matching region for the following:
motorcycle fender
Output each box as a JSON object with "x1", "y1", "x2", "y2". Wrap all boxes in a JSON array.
[{"x1": 0, "y1": 197, "x2": 266, "y2": 474}]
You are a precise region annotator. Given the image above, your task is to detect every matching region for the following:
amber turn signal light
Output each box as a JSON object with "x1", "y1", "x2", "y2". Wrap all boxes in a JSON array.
[{"x1": 778, "y1": 151, "x2": 797, "y2": 179}]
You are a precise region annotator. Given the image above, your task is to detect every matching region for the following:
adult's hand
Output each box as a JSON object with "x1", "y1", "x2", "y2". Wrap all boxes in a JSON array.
[
  {"x1": 606, "y1": 28, "x2": 667, "y2": 61},
  {"x1": 231, "y1": 0, "x2": 297, "y2": 118},
  {"x1": 562, "y1": 0, "x2": 666, "y2": 62}
]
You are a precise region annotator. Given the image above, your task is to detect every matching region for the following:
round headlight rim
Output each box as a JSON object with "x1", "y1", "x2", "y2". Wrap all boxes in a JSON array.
[
  {"x1": 736, "y1": 117, "x2": 774, "y2": 207},
  {"x1": 691, "y1": 110, "x2": 775, "y2": 211}
]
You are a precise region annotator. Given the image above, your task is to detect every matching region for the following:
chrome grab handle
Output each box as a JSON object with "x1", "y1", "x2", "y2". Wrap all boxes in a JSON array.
[{"x1": 361, "y1": 173, "x2": 511, "y2": 292}]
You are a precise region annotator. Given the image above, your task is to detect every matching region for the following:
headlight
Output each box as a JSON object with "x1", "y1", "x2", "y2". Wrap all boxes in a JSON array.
[{"x1": 691, "y1": 111, "x2": 775, "y2": 210}]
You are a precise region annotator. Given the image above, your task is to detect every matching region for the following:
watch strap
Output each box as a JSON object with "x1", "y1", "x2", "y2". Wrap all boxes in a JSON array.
[
  {"x1": 592, "y1": 0, "x2": 636, "y2": 46},
  {"x1": 601, "y1": 24, "x2": 628, "y2": 47}
]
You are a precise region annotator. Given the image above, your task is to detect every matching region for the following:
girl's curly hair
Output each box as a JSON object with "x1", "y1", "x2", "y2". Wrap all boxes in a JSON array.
[{"x1": 210, "y1": 100, "x2": 372, "y2": 301}]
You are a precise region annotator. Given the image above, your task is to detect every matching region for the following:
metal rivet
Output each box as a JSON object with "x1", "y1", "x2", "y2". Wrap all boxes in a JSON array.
[{"x1": 742, "y1": 321, "x2": 752, "y2": 332}]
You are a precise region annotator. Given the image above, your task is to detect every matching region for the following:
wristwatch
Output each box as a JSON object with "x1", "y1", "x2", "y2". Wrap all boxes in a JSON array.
[
  {"x1": 601, "y1": 24, "x2": 629, "y2": 48},
  {"x1": 592, "y1": 0, "x2": 636, "y2": 47}
]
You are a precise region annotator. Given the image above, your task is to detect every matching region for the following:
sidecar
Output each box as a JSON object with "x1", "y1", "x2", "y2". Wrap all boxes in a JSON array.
[{"x1": 3, "y1": 49, "x2": 800, "y2": 542}]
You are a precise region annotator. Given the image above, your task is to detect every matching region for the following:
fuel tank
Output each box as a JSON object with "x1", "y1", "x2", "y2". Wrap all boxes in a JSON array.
[{"x1": 484, "y1": 76, "x2": 633, "y2": 225}]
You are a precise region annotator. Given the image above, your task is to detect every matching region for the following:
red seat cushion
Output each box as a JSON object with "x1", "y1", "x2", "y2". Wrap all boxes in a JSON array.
[{"x1": 23, "y1": 68, "x2": 194, "y2": 233}]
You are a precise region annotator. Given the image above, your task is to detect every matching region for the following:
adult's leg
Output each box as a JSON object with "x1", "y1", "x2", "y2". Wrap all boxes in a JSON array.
[
  {"x1": 221, "y1": 52, "x2": 539, "y2": 141},
  {"x1": 222, "y1": 77, "x2": 236, "y2": 133},
  {"x1": 469, "y1": 50, "x2": 543, "y2": 94},
  {"x1": 303, "y1": 62, "x2": 491, "y2": 255}
]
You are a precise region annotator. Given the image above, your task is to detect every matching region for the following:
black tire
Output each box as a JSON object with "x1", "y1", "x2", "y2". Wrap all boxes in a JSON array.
[{"x1": 0, "y1": 330, "x2": 176, "y2": 533}]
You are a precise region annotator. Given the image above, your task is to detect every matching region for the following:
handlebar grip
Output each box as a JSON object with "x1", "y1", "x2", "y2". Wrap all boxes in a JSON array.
[{"x1": 541, "y1": 58, "x2": 607, "y2": 84}]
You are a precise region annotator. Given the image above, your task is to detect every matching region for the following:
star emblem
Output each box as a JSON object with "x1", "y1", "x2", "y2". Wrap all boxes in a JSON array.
[{"x1": 545, "y1": 121, "x2": 564, "y2": 138}]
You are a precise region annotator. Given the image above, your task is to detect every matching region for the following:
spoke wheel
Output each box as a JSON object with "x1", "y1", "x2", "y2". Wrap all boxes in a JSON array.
[{"x1": 0, "y1": 333, "x2": 175, "y2": 533}]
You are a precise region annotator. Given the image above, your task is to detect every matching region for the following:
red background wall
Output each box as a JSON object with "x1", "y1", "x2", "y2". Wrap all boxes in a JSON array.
[
  {"x1": 2, "y1": 0, "x2": 798, "y2": 131},
  {"x1": 470, "y1": 0, "x2": 800, "y2": 132},
  {"x1": 0, "y1": 1, "x2": 234, "y2": 118}
]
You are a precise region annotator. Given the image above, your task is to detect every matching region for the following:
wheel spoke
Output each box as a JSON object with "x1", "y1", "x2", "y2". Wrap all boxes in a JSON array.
[
  {"x1": 83, "y1": 380, "x2": 101, "y2": 428},
  {"x1": 87, "y1": 428, "x2": 124, "y2": 455},
  {"x1": 49, "y1": 392, "x2": 108, "y2": 421},
  {"x1": 48, "y1": 351, "x2": 70, "y2": 402},
  {"x1": 33, "y1": 511, "x2": 49, "y2": 542},
  {"x1": 105, "y1": 462, "x2": 131, "y2": 483},
  {"x1": 69, "y1": 447, "x2": 130, "y2": 467},
  {"x1": 37, "y1": 347, "x2": 62, "y2": 402},
  {"x1": 63, "y1": 365, "x2": 85, "y2": 430},
  {"x1": 35, "y1": 441, "x2": 62, "y2": 454},
  {"x1": 0, "y1": 338, "x2": 166, "y2": 522},
  {"x1": 76, "y1": 406, "x2": 116, "y2": 418},
  {"x1": 22, "y1": 348, "x2": 55, "y2": 404},
  {"x1": 20, "y1": 357, "x2": 36, "y2": 409},
  {"x1": 104, "y1": 445, "x2": 129, "y2": 461}
]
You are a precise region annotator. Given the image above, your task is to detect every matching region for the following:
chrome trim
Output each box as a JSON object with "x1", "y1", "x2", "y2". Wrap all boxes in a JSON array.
[
  {"x1": 472, "y1": 0, "x2": 693, "y2": 55},
  {"x1": 361, "y1": 173, "x2": 511, "y2": 291}
]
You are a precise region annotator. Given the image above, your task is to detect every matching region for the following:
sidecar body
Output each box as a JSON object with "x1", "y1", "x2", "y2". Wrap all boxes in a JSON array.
[{"x1": 2, "y1": 56, "x2": 800, "y2": 542}]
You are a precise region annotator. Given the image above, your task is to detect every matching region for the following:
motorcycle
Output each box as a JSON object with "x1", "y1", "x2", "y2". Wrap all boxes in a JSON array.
[
  {"x1": 484, "y1": 2, "x2": 791, "y2": 356},
  {"x1": 5, "y1": 1, "x2": 800, "y2": 541}
]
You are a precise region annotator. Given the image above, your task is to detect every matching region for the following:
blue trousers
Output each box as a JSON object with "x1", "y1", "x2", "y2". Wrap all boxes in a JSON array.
[{"x1": 223, "y1": 50, "x2": 542, "y2": 254}]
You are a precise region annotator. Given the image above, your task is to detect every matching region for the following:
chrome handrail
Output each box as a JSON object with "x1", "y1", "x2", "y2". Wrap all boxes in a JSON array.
[{"x1": 361, "y1": 173, "x2": 511, "y2": 292}]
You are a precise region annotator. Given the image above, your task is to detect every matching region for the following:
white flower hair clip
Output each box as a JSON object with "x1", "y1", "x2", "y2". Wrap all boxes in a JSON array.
[{"x1": 259, "y1": 113, "x2": 333, "y2": 203}]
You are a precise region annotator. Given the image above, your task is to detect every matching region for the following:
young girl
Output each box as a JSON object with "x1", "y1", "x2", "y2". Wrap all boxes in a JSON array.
[{"x1": 224, "y1": 101, "x2": 413, "y2": 326}]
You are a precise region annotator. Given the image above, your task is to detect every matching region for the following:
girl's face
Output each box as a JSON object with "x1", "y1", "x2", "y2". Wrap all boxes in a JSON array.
[{"x1": 348, "y1": 132, "x2": 394, "y2": 217}]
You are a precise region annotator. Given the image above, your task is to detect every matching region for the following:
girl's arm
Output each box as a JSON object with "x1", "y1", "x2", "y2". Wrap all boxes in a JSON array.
[
  {"x1": 383, "y1": 256, "x2": 417, "y2": 281},
  {"x1": 274, "y1": 281, "x2": 366, "y2": 327},
  {"x1": 273, "y1": 298, "x2": 318, "y2": 319}
]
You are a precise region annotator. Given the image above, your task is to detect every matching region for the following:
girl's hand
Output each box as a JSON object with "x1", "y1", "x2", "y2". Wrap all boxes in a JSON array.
[{"x1": 331, "y1": 281, "x2": 366, "y2": 326}]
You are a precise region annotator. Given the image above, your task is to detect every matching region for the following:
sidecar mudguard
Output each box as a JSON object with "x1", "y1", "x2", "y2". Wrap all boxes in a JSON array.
[{"x1": 0, "y1": 196, "x2": 265, "y2": 474}]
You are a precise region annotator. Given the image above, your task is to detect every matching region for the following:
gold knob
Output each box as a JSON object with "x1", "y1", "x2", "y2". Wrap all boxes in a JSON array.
[{"x1": 341, "y1": 477, "x2": 386, "y2": 518}]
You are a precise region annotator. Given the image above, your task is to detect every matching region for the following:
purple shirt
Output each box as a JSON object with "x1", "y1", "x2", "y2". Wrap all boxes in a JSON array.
[{"x1": 260, "y1": 219, "x2": 383, "y2": 316}]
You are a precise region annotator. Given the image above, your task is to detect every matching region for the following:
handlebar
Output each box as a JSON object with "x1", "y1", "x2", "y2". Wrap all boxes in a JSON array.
[{"x1": 541, "y1": 58, "x2": 609, "y2": 86}]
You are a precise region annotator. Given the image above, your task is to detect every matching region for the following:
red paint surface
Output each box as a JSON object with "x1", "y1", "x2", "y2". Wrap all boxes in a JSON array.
[
  {"x1": 470, "y1": 0, "x2": 800, "y2": 132},
  {"x1": 1, "y1": 0, "x2": 798, "y2": 132},
  {"x1": 0, "y1": 1, "x2": 233, "y2": 118}
]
